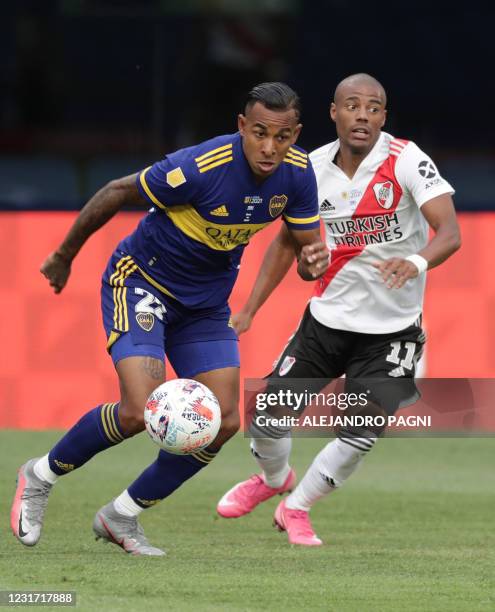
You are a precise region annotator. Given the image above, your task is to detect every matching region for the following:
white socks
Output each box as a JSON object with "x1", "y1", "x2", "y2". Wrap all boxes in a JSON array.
[
  {"x1": 250, "y1": 436, "x2": 292, "y2": 488},
  {"x1": 286, "y1": 436, "x2": 376, "y2": 511},
  {"x1": 113, "y1": 490, "x2": 144, "y2": 517},
  {"x1": 34, "y1": 454, "x2": 58, "y2": 485}
]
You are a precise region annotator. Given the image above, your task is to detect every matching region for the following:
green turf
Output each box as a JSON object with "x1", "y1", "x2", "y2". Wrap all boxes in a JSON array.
[{"x1": 1, "y1": 432, "x2": 494, "y2": 611}]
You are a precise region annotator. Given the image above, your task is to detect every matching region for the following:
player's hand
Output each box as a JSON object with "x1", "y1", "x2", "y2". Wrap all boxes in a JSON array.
[
  {"x1": 231, "y1": 310, "x2": 254, "y2": 336},
  {"x1": 372, "y1": 257, "x2": 419, "y2": 289},
  {"x1": 297, "y1": 241, "x2": 329, "y2": 280},
  {"x1": 40, "y1": 251, "x2": 72, "y2": 294}
]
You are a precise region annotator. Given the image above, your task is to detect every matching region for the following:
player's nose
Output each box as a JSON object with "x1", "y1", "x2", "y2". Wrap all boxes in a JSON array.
[
  {"x1": 261, "y1": 137, "x2": 276, "y2": 156},
  {"x1": 357, "y1": 107, "x2": 368, "y2": 121}
]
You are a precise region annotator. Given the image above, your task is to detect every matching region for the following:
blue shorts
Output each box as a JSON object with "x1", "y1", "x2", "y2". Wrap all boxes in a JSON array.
[{"x1": 101, "y1": 252, "x2": 239, "y2": 377}]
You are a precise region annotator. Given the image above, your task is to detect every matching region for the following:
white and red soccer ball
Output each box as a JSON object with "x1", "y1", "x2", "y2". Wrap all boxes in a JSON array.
[{"x1": 144, "y1": 379, "x2": 221, "y2": 454}]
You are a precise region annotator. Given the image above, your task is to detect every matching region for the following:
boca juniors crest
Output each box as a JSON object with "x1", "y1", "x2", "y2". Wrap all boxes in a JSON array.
[
  {"x1": 269, "y1": 194, "x2": 288, "y2": 218},
  {"x1": 373, "y1": 181, "x2": 394, "y2": 209},
  {"x1": 136, "y1": 312, "x2": 155, "y2": 331}
]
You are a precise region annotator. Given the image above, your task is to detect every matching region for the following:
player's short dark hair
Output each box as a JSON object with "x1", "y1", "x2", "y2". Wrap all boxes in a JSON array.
[{"x1": 245, "y1": 82, "x2": 301, "y2": 119}]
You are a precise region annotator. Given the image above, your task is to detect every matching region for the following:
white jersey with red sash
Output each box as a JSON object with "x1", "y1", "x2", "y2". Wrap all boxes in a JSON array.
[{"x1": 309, "y1": 132, "x2": 454, "y2": 334}]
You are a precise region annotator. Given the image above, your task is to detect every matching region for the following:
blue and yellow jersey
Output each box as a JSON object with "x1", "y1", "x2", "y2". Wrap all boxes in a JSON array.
[{"x1": 116, "y1": 132, "x2": 319, "y2": 309}]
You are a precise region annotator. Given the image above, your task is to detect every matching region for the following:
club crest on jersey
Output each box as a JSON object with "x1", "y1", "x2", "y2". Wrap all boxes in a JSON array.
[
  {"x1": 373, "y1": 181, "x2": 394, "y2": 209},
  {"x1": 279, "y1": 355, "x2": 296, "y2": 376},
  {"x1": 136, "y1": 312, "x2": 155, "y2": 331},
  {"x1": 269, "y1": 194, "x2": 288, "y2": 218}
]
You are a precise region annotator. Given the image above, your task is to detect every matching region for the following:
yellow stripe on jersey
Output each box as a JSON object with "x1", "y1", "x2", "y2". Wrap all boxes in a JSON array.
[
  {"x1": 139, "y1": 167, "x2": 167, "y2": 210},
  {"x1": 197, "y1": 149, "x2": 233, "y2": 168},
  {"x1": 135, "y1": 265, "x2": 176, "y2": 300},
  {"x1": 286, "y1": 152, "x2": 308, "y2": 165},
  {"x1": 288, "y1": 147, "x2": 308, "y2": 161},
  {"x1": 194, "y1": 143, "x2": 232, "y2": 163},
  {"x1": 283, "y1": 157, "x2": 307, "y2": 169},
  {"x1": 283, "y1": 213, "x2": 320, "y2": 225},
  {"x1": 198, "y1": 156, "x2": 234, "y2": 173},
  {"x1": 163, "y1": 204, "x2": 269, "y2": 251}
]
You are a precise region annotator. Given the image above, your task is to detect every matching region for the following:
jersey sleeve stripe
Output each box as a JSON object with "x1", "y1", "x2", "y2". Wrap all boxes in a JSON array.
[
  {"x1": 194, "y1": 143, "x2": 232, "y2": 162},
  {"x1": 196, "y1": 149, "x2": 232, "y2": 168},
  {"x1": 283, "y1": 158, "x2": 307, "y2": 169},
  {"x1": 139, "y1": 167, "x2": 167, "y2": 210},
  {"x1": 287, "y1": 150, "x2": 308, "y2": 162},
  {"x1": 198, "y1": 156, "x2": 234, "y2": 173},
  {"x1": 289, "y1": 147, "x2": 308, "y2": 159},
  {"x1": 283, "y1": 213, "x2": 320, "y2": 224}
]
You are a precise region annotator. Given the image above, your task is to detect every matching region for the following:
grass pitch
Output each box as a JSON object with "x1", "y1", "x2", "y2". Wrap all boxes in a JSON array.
[{"x1": 0, "y1": 431, "x2": 494, "y2": 611}]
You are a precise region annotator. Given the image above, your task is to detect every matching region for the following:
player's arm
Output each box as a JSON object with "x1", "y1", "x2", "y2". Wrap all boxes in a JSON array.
[
  {"x1": 232, "y1": 224, "x2": 328, "y2": 335},
  {"x1": 41, "y1": 173, "x2": 146, "y2": 293},
  {"x1": 373, "y1": 193, "x2": 461, "y2": 289}
]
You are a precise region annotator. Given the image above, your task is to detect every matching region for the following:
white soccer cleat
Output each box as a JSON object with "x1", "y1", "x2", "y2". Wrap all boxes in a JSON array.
[
  {"x1": 11, "y1": 458, "x2": 53, "y2": 546},
  {"x1": 93, "y1": 502, "x2": 166, "y2": 556}
]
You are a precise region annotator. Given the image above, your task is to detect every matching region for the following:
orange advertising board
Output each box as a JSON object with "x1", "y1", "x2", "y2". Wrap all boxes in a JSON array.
[{"x1": 0, "y1": 212, "x2": 493, "y2": 428}]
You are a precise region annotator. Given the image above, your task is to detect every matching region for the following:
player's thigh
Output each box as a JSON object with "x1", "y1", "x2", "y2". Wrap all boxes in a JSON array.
[
  {"x1": 101, "y1": 272, "x2": 168, "y2": 423},
  {"x1": 168, "y1": 339, "x2": 240, "y2": 417},
  {"x1": 346, "y1": 324, "x2": 426, "y2": 416},
  {"x1": 250, "y1": 307, "x2": 349, "y2": 437},
  {"x1": 166, "y1": 304, "x2": 240, "y2": 440},
  {"x1": 268, "y1": 305, "x2": 347, "y2": 392}
]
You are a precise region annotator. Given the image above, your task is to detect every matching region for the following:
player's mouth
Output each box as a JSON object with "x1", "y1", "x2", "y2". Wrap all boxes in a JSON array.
[
  {"x1": 257, "y1": 160, "x2": 277, "y2": 174},
  {"x1": 350, "y1": 127, "x2": 370, "y2": 141}
]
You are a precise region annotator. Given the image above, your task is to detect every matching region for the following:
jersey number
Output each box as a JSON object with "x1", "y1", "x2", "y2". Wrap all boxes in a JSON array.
[
  {"x1": 385, "y1": 341, "x2": 416, "y2": 371},
  {"x1": 134, "y1": 288, "x2": 166, "y2": 321}
]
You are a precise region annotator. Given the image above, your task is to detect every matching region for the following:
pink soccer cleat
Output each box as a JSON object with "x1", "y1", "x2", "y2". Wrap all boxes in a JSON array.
[
  {"x1": 273, "y1": 499, "x2": 323, "y2": 546},
  {"x1": 217, "y1": 469, "x2": 296, "y2": 518}
]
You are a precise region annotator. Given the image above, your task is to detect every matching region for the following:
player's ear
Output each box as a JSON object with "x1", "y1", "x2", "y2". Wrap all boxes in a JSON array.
[
  {"x1": 330, "y1": 103, "x2": 337, "y2": 123},
  {"x1": 291, "y1": 123, "x2": 303, "y2": 143},
  {"x1": 238, "y1": 114, "x2": 246, "y2": 135},
  {"x1": 380, "y1": 109, "x2": 387, "y2": 128}
]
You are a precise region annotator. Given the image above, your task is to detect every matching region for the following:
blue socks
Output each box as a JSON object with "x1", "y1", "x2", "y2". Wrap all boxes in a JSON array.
[
  {"x1": 128, "y1": 448, "x2": 218, "y2": 508},
  {"x1": 48, "y1": 403, "x2": 125, "y2": 475},
  {"x1": 47, "y1": 402, "x2": 218, "y2": 509}
]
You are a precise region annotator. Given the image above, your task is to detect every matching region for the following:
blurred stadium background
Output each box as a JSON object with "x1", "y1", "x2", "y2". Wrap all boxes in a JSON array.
[{"x1": 1, "y1": 1, "x2": 494, "y2": 428}]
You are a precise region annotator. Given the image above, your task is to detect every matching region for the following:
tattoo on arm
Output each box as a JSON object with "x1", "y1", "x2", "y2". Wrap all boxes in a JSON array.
[{"x1": 140, "y1": 357, "x2": 165, "y2": 380}]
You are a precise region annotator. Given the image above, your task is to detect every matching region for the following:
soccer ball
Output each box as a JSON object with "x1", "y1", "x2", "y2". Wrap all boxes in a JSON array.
[{"x1": 144, "y1": 379, "x2": 221, "y2": 454}]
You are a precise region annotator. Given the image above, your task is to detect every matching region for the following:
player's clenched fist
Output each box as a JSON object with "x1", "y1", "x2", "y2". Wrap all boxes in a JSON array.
[
  {"x1": 298, "y1": 241, "x2": 329, "y2": 280},
  {"x1": 372, "y1": 257, "x2": 422, "y2": 289},
  {"x1": 40, "y1": 251, "x2": 72, "y2": 294}
]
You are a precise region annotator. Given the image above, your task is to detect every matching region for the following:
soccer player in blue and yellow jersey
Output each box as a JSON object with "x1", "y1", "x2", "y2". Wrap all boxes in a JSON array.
[{"x1": 11, "y1": 82, "x2": 329, "y2": 555}]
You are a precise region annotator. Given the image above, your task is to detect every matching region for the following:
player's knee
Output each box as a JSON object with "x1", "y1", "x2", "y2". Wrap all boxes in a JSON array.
[
  {"x1": 118, "y1": 400, "x2": 146, "y2": 436},
  {"x1": 220, "y1": 411, "x2": 240, "y2": 439},
  {"x1": 216, "y1": 407, "x2": 240, "y2": 444}
]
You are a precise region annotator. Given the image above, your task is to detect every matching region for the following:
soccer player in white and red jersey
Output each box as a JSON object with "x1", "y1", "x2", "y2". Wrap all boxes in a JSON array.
[{"x1": 217, "y1": 73, "x2": 461, "y2": 546}]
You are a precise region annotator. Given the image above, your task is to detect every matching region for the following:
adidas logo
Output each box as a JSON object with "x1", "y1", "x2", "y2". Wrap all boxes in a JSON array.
[
  {"x1": 211, "y1": 205, "x2": 229, "y2": 217},
  {"x1": 320, "y1": 199, "x2": 335, "y2": 212}
]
